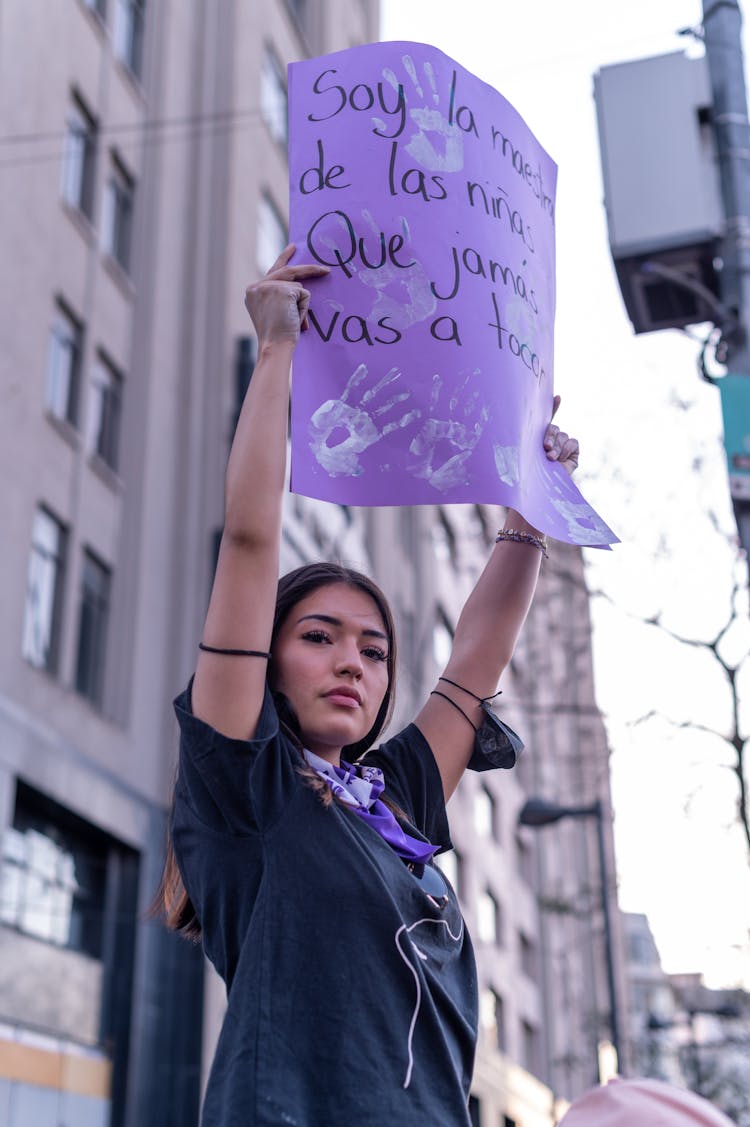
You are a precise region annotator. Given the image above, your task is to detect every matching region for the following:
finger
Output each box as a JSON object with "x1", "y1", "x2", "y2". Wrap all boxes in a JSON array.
[
  {"x1": 546, "y1": 429, "x2": 568, "y2": 460},
  {"x1": 551, "y1": 394, "x2": 561, "y2": 420},
  {"x1": 269, "y1": 243, "x2": 296, "y2": 273},
  {"x1": 269, "y1": 262, "x2": 330, "y2": 283},
  {"x1": 283, "y1": 263, "x2": 330, "y2": 279},
  {"x1": 543, "y1": 423, "x2": 560, "y2": 450},
  {"x1": 297, "y1": 286, "x2": 311, "y2": 331},
  {"x1": 560, "y1": 438, "x2": 579, "y2": 464}
]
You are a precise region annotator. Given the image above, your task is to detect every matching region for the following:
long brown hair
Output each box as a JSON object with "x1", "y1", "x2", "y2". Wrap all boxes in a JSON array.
[{"x1": 154, "y1": 563, "x2": 397, "y2": 941}]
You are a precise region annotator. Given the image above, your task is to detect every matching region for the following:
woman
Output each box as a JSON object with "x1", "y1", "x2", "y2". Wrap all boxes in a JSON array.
[{"x1": 159, "y1": 245, "x2": 579, "y2": 1126}]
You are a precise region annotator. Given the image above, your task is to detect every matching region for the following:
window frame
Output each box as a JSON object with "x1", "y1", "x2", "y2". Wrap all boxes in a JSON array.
[
  {"x1": 0, "y1": 780, "x2": 141, "y2": 1125},
  {"x1": 473, "y1": 785, "x2": 496, "y2": 838},
  {"x1": 75, "y1": 547, "x2": 112, "y2": 708},
  {"x1": 260, "y1": 44, "x2": 289, "y2": 148},
  {"x1": 477, "y1": 888, "x2": 500, "y2": 945},
  {"x1": 256, "y1": 191, "x2": 288, "y2": 277},
  {"x1": 113, "y1": 0, "x2": 145, "y2": 77},
  {"x1": 1, "y1": 785, "x2": 108, "y2": 957},
  {"x1": 436, "y1": 847, "x2": 461, "y2": 898},
  {"x1": 519, "y1": 930, "x2": 538, "y2": 981},
  {"x1": 284, "y1": 0, "x2": 316, "y2": 53},
  {"x1": 479, "y1": 987, "x2": 506, "y2": 1052},
  {"x1": 83, "y1": 0, "x2": 107, "y2": 20},
  {"x1": 102, "y1": 151, "x2": 135, "y2": 273},
  {"x1": 61, "y1": 92, "x2": 98, "y2": 220},
  {"x1": 45, "y1": 299, "x2": 84, "y2": 427},
  {"x1": 521, "y1": 1017, "x2": 541, "y2": 1075},
  {"x1": 515, "y1": 830, "x2": 535, "y2": 884},
  {"x1": 21, "y1": 506, "x2": 68, "y2": 675},
  {"x1": 88, "y1": 350, "x2": 124, "y2": 472}
]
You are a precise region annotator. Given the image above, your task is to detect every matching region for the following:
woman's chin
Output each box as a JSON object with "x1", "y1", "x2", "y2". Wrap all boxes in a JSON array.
[{"x1": 306, "y1": 721, "x2": 367, "y2": 757}]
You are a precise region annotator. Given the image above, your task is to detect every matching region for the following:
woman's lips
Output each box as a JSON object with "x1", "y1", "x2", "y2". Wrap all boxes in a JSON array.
[{"x1": 323, "y1": 689, "x2": 361, "y2": 707}]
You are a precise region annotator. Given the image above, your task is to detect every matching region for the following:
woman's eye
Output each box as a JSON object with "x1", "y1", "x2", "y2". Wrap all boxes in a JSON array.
[
  {"x1": 363, "y1": 646, "x2": 388, "y2": 663},
  {"x1": 302, "y1": 630, "x2": 331, "y2": 644}
]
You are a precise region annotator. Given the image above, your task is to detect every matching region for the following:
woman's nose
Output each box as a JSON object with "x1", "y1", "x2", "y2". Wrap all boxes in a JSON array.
[{"x1": 335, "y1": 642, "x2": 363, "y2": 677}]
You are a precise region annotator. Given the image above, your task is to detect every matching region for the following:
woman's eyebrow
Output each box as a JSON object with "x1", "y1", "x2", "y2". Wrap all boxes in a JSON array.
[{"x1": 296, "y1": 613, "x2": 388, "y2": 641}]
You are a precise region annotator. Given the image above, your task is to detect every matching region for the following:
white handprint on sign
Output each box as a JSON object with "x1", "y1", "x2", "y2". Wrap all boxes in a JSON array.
[
  {"x1": 307, "y1": 209, "x2": 436, "y2": 330},
  {"x1": 550, "y1": 498, "x2": 613, "y2": 545},
  {"x1": 408, "y1": 372, "x2": 488, "y2": 491},
  {"x1": 309, "y1": 364, "x2": 420, "y2": 477},
  {"x1": 493, "y1": 443, "x2": 520, "y2": 486},
  {"x1": 380, "y1": 55, "x2": 464, "y2": 173},
  {"x1": 357, "y1": 211, "x2": 436, "y2": 329}
]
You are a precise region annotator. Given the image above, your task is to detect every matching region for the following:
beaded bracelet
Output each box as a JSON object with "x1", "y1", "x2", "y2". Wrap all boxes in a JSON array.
[{"x1": 495, "y1": 528, "x2": 549, "y2": 558}]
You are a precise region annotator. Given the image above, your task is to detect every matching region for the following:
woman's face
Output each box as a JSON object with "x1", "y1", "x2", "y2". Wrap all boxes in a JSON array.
[{"x1": 271, "y1": 583, "x2": 390, "y2": 763}]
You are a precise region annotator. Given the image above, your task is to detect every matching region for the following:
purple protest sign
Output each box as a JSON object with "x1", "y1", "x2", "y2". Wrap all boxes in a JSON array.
[{"x1": 288, "y1": 41, "x2": 616, "y2": 547}]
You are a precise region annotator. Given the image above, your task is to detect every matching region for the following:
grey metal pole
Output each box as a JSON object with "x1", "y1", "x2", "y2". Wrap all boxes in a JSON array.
[
  {"x1": 593, "y1": 800, "x2": 623, "y2": 1073},
  {"x1": 703, "y1": 0, "x2": 750, "y2": 563},
  {"x1": 703, "y1": 0, "x2": 750, "y2": 369}
]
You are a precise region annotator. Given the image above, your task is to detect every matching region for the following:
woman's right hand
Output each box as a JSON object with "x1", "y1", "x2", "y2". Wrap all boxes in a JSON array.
[{"x1": 244, "y1": 243, "x2": 329, "y2": 348}]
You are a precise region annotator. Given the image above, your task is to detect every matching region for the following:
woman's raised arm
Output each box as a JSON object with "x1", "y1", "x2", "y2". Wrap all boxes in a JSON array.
[
  {"x1": 414, "y1": 398, "x2": 580, "y2": 800},
  {"x1": 191, "y1": 246, "x2": 328, "y2": 739}
]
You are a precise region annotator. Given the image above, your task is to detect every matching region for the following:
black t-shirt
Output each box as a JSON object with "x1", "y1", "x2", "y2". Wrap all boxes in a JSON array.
[{"x1": 171, "y1": 683, "x2": 478, "y2": 1127}]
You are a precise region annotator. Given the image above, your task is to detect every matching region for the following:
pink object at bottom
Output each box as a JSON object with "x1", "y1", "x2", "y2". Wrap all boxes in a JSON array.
[{"x1": 557, "y1": 1077, "x2": 734, "y2": 1126}]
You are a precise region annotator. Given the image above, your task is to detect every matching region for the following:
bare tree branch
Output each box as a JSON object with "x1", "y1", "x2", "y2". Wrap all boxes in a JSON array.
[{"x1": 622, "y1": 562, "x2": 749, "y2": 859}]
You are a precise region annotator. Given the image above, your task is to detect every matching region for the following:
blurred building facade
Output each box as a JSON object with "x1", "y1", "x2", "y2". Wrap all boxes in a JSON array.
[
  {"x1": 624, "y1": 913, "x2": 750, "y2": 1122},
  {"x1": 0, "y1": 2, "x2": 625, "y2": 1125}
]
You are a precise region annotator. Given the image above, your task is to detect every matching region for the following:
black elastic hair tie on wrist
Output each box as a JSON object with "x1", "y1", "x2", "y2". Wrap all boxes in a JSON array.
[
  {"x1": 432, "y1": 675, "x2": 523, "y2": 771},
  {"x1": 438, "y1": 675, "x2": 502, "y2": 705},
  {"x1": 199, "y1": 642, "x2": 272, "y2": 659},
  {"x1": 429, "y1": 689, "x2": 477, "y2": 731}
]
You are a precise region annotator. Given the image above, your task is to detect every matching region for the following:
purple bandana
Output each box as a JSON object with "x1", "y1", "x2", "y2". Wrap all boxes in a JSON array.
[{"x1": 303, "y1": 750, "x2": 439, "y2": 865}]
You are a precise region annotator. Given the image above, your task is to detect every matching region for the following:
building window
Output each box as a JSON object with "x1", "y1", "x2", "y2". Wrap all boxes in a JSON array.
[
  {"x1": 0, "y1": 781, "x2": 140, "y2": 1098},
  {"x1": 477, "y1": 889, "x2": 500, "y2": 945},
  {"x1": 45, "y1": 300, "x2": 84, "y2": 426},
  {"x1": 436, "y1": 848, "x2": 461, "y2": 897},
  {"x1": 627, "y1": 930, "x2": 655, "y2": 965},
  {"x1": 470, "y1": 504, "x2": 493, "y2": 547},
  {"x1": 75, "y1": 549, "x2": 112, "y2": 707},
  {"x1": 515, "y1": 830, "x2": 535, "y2": 884},
  {"x1": 261, "y1": 45, "x2": 288, "y2": 147},
  {"x1": 432, "y1": 614, "x2": 453, "y2": 669},
  {"x1": 0, "y1": 785, "x2": 107, "y2": 955},
  {"x1": 233, "y1": 335, "x2": 256, "y2": 432},
  {"x1": 102, "y1": 152, "x2": 135, "y2": 272},
  {"x1": 521, "y1": 1019, "x2": 541, "y2": 1075},
  {"x1": 21, "y1": 507, "x2": 68, "y2": 673},
  {"x1": 474, "y1": 786, "x2": 495, "y2": 838},
  {"x1": 432, "y1": 509, "x2": 458, "y2": 565},
  {"x1": 285, "y1": 0, "x2": 316, "y2": 49},
  {"x1": 61, "y1": 93, "x2": 97, "y2": 219},
  {"x1": 256, "y1": 192, "x2": 287, "y2": 276},
  {"x1": 519, "y1": 931, "x2": 538, "y2": 981},
  {"x1": 88, "y1": 352, "x2": 123, "y2": 471},
  {"x1": 114, "y1": 0, "x2": 145, "y2": 77},
  {"x1": 84, "y1": 0, "x2": 107, "y2": 19},
  {"x1": 480, "y1": 988, "x2": 506, "y2": 1052}
]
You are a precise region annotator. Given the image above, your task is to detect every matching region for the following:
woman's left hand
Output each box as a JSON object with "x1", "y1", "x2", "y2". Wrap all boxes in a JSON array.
[{"x1": 543, "y1": 395, "x2": 579, "y2": 477}]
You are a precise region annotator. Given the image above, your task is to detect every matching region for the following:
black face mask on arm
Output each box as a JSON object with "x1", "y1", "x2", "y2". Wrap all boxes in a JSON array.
[{"x1": 430, "y1": 676, "x2": 524, "y2": 771}]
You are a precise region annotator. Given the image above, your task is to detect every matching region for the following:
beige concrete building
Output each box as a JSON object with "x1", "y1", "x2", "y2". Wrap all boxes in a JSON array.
[{"x1": 0, "y1": 2, "x2": 625, "y2": 1125}]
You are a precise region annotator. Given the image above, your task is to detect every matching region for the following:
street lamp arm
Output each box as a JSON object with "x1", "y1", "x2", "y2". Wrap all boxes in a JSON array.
[{"x1": 518, "y1": 796, "x2": 601, "y2": 827}]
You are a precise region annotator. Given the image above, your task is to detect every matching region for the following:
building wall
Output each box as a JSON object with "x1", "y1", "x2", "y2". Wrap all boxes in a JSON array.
[{"x1": 0, "y1": 2, "x2": 625, "y2": 1125}]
